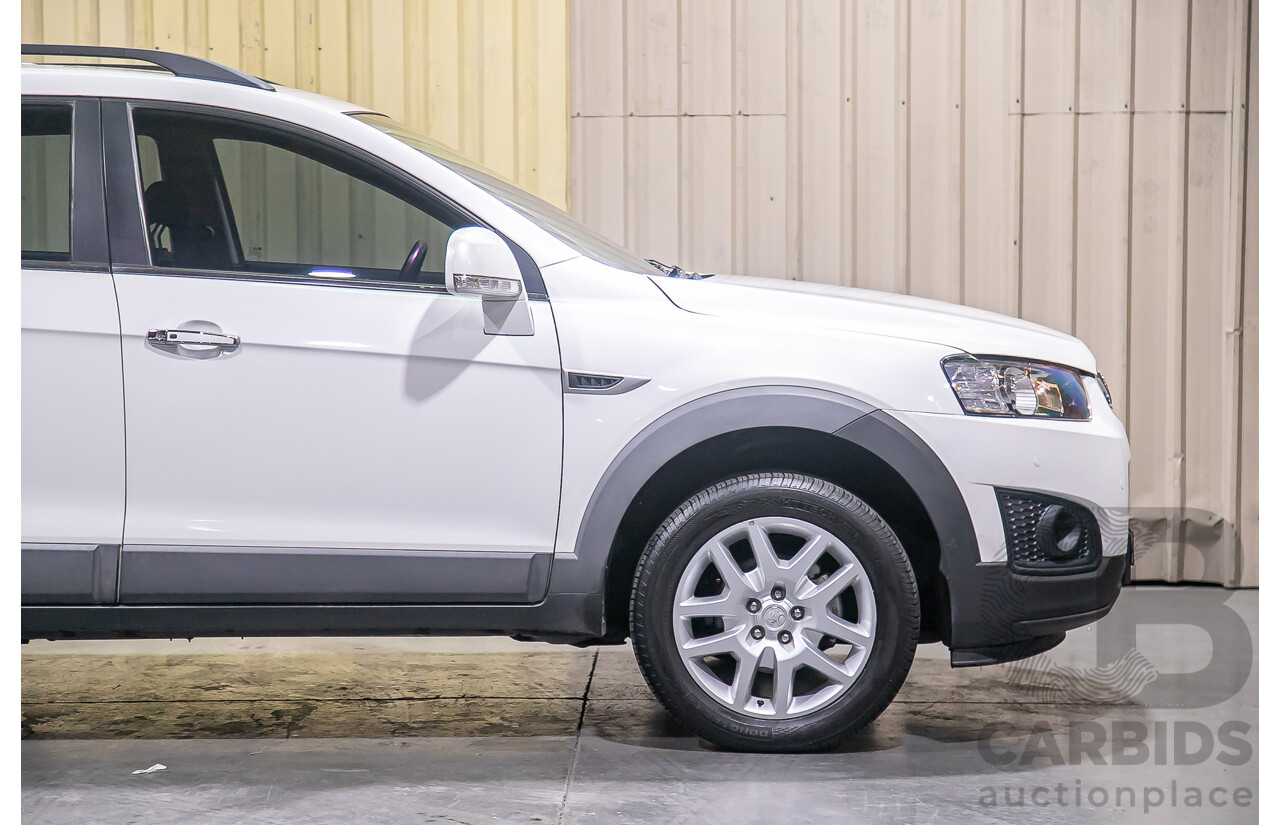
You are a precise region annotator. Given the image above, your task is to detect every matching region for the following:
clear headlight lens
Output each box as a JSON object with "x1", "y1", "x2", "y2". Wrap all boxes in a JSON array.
[{"x1": 941, "y1": 355, "x2": 1090, "y2": 420}]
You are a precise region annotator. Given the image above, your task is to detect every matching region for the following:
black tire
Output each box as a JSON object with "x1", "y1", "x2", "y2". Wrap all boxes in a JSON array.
[{"x1": 630, "y1": 472, "x2": 920, "y2": 752}]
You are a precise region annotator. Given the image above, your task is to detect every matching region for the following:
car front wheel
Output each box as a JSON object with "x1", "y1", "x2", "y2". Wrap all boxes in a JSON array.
[{"x1": 630, "y1": 472, "x2": 919, "y2": 751}]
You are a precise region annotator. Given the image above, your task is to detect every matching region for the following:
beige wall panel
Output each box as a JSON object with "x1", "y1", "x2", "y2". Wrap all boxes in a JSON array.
[
  {"x1": 853, "y1": 0, "x2": 907, "y2": 293},
  {"x1": 570, "y1": 0, "x2": 624, "y2": 116},
  {"x1": 626, "y1": 115, "x2": 681, "y2": 263},
  {"x1": 795, "y1": 0, "x2": 845, "y2": 284},
  {"x1": 1019, "y1": 114, "x2": 1074, "y2": 332},
  {"x1": 1074, "y1": 113, "x2": 1130, "y2": 422},
  {"x1": 571, "y1": 116, "x2": 626, "y2": 243},
  {"x1": 681, "y1": 0, "x2": 732, "y2": 115},
  {"x1": 479, "y1": 0, "x2": 517, "y2": 179},
  {"x1": 314, "y1": 0, "x2": 350, "y2": 100},
  {"x1": 734, "y1": 115, "x2": 788, "y2": 276},
  {"x1": 963, "y1": 0, "x2": 1018, "y2": 315},
  {"x1": 423, "y1": 0, "x2": 460, "y2": 147},
  {"x1": 265, "y1": 0, "x2": 299, "y2": 87},
  {"x1": 1189, "y1": 0, "x2": 1239, "y2": 112},
  {"x1": 534, "y1": 0, "x2": 569, "y2": 209},
  {"x1": 1077, "y1": 0, "x2": 1133, "y2": 113},
  {"x1": 680, "y1": 116, "x2": 734, "y2": 273},
  {"x1": 1237, "y1": 0, "x2": 1257, "y2": 587},
  {"x1": 1183, "y1": 112, "x2": 1239, "y2": 583},
  {"x1": 1022, "y1": 0, "x2": 1076, "y2": 114},
  {"x1": 734, "y1": 0, "x2": 786, "y2": 115},
  {"x1": 906, "y1": 0, "x2": 961, "y2": 303},
  {"x1": 1127, "y1": 111, "x2": 1185, "y2": 578},
  {"x1": 370, "y1": 0, "x2": 406, "y2": 120},
  {"x1": 626, "y1": 0, "x2": 679, "y2": 115},
  {"x1": 1133, "y1": 0, "x2": 1188, "y2": 111}
]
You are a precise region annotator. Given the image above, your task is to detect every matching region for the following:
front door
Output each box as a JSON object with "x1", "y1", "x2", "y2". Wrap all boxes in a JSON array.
[{"x1": 102, "y1": 102, "x2": 563, "y2": 605}]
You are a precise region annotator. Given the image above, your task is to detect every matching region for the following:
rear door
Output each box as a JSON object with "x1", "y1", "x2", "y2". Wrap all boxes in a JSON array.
[
  {"x1": 21, "y1": 97, "x2": 124, "y2": 604},
  {"x1": 101, "y1": 101, "x2": 564, "y2": 605}
]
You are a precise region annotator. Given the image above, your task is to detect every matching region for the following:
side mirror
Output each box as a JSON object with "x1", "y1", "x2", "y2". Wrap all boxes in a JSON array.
[
  {"x1": 444, "y1": 227, "x2": 524, "y2": 300},
  {"x1": 443, "y1": 227, "x2": 534, "y2": 335}
]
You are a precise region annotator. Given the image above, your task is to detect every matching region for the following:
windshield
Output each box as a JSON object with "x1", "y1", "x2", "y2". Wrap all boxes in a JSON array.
[{"x1": 351, "y1": 113, "x2": 661, "y2": 276}]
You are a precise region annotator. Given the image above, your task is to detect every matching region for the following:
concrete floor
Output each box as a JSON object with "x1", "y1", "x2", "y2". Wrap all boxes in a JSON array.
[{"x1": 22, "y1": 586, "x2": 1257, "y2": 824}]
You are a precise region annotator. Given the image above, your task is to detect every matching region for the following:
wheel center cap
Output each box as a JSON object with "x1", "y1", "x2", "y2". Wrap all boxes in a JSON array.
[{"x1": 761, "y1": 604, "x2": 788, "y2": 629}]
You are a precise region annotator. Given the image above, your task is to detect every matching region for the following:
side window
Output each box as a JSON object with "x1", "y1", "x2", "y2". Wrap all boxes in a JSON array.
[
  {"x1": 131, "y1": 108, "x2": 468, "y2": 285},
  {"x1": 21, "y1": 105, "x2": 73, "y2": 261}
]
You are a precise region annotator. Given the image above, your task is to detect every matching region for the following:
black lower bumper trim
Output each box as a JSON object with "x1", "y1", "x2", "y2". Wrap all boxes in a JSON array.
[{"x1": 950, "y1": 632, "x2": 1067, "y2": 668}]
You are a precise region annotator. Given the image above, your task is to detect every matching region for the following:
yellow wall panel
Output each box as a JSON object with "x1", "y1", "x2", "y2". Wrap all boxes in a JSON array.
[{"x1": 22, "y1": 0, "x2": 570, "y2": 209}]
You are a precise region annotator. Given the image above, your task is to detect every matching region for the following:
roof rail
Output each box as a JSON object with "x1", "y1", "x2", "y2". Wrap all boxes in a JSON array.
[{"x1": 21, "y1": 44, "x2": 275, "y2": 92}]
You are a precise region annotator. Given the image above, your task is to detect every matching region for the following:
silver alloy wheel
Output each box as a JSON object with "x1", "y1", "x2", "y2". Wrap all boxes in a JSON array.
[{"x1": 671, "y1": 516, "x2": 877, "y2": 719}]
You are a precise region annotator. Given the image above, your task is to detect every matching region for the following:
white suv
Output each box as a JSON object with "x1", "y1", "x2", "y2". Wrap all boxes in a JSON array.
[{"x1": 21, "y1": 46, "x2": 1132, "y2": 752}]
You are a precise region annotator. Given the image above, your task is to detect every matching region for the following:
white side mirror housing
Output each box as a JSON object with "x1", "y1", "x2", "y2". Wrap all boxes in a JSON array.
[
  {"x1": 443, "y1": 227, "x2": 533, "y2": 335},
  {"x1": 444, "y1": 227, "x2": 524, "y2": 300}
]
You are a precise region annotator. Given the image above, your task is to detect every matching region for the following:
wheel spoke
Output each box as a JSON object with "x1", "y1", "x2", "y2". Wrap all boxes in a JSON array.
[
  {"x1": 798, "y1": 645, "x2": 853, "y2": 686},
  {"x1": 800, "y1": 561, "x2": 860, "y2": 605},
  {"x1": 747, "y1": 523, "x2": 783, "y2": 581},
  {"x1": 810, "y1": 611, "x2": 873, "y2": 647},
  {"x1": 679, "y1": 627, "x2": 744, "y2": 660},
  {"x1": 730, "y1": 644, "x2": 770, "y2": 709},
  {"x1": 785, "y1": 530, "x2": 831, "y2": 576},
  {"x1": 707, "y1": 540, "x2": 753, "y2": 596},
  {"x1": 674, "y1": 593, "x2": 736, "y2": 621},
  {"x1": 772, "y1": 654, "x2": 798, "y2": 714}
]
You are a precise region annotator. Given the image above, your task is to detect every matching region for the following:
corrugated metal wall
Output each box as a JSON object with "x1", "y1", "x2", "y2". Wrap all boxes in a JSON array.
[
  {"x1": 21, "y1": 0, "x2": 570, "y2": 209},
  {"x1": 569, "y1": 0, "x2": 1258, "y2": 586}
]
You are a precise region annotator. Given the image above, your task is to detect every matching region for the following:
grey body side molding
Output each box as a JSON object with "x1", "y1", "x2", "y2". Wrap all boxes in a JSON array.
[{"x1": 548, "y1": 386, "x2": 878, "y2": 631}]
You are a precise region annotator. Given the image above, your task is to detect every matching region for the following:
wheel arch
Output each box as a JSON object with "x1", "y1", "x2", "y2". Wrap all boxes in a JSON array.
[{"x1": 548, "y1": 387, "x2": 979, "y2": 645}]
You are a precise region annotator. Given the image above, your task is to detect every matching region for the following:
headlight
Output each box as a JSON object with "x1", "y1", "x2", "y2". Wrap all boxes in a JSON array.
[{"x1": 941, "y1": 355, "x2": 1090, "y2": 420}]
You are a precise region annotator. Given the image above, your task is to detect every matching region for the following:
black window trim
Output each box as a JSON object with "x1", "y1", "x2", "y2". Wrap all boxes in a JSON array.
[
  {"x1": 21, "y1": 95, "x2": 109, "y2": 270},
  {"x1": 100, "y1": 98, "x2": 547, "y2": 298}
]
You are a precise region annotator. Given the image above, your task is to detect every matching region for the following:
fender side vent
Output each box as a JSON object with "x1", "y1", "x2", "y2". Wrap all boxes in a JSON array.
[{"x1": 567, "y1": 373, "x2": 624, "y2": 391}]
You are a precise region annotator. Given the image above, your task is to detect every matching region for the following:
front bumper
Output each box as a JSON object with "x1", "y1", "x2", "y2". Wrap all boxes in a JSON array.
[
  {"x1": 947, "y1": 552, "x2": 1128, "y2": 666},
  {"x1": 886, "y1": 377, "x2": 1131, "y2": 665}
]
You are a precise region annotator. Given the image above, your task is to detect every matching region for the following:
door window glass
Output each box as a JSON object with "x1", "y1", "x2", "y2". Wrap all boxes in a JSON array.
[
  {"x1": 131, "y1": 108, "x2": 469, "y2": 285},
  {"x1": 21, "y1": 105, "x2": 73, "y2": 261}
]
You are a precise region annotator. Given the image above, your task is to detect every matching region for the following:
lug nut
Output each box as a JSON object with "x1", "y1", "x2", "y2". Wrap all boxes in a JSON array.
[
  {"x1": 745, "y1": 598, "x2": 761, "y2": 614},
  {"x1": 750, "y1": 626, "x2": 765, "y2": 640},
  {"x1": 778, "y1": 630, "x2": 792, "y2": 644},
  {"x1": 790, "y1": 606, "x2": 804, "y2": 620},
  {"x1": 771, "y1": 586, "x2": 786, "y2": 601}
]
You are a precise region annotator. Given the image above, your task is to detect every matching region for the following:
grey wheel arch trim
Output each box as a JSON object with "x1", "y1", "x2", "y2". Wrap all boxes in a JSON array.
[
  {"x1": 550, "y1": 387, "x2": 983, "y2": 645},
  {"x1": 549, "y1": 386, "x2": 880, "y2": 630}
]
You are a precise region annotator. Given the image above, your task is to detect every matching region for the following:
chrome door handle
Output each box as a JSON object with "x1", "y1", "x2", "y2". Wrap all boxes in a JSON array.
[{"x1": 146, "y1": 328, "x2": 240, "y2": 351}]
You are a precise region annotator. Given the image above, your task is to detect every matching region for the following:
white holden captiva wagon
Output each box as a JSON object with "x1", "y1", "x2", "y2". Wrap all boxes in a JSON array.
[{"x1": 22, "y1": 46, "x2": 1132, "y2": 752}]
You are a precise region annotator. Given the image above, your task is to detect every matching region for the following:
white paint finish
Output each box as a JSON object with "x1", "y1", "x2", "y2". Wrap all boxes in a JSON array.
[
  {"x1": 892, "y1": 379, "x2": 1131, "y2": 564},
  {"x1": 1019, "y1": 113, "x2": 1075, "y2": 333},
  {"x1": 1077, "y1": 0, "x2": 1134, "y2": 113},
  {"x1": 625, "y1": 0, "x2": 679, "y2": 115},
  {"x1": 1073, "y1": 113, "x2": 1130, "y2": 422},
  {"x1": 21, "y1": 269, "x2": 125, "y2": 544},
  {"x1": 655, "y1": 272, "x2": 1097, "y2": 372},
  {"x1": 1022, "y1": 0, "x2": 1077, "y2": 114},
  {"x1": 112, "y1": 273, "x2": 563, "y2": 552}
]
